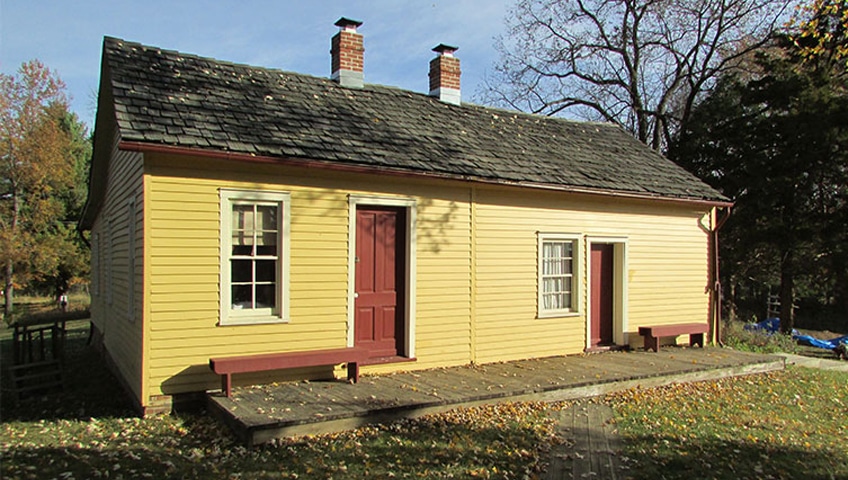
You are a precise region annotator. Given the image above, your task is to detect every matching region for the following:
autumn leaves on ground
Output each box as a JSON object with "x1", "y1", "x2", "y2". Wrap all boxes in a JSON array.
[{"x1": 0, "y1": 321, "x2": 845, "y2": 480}]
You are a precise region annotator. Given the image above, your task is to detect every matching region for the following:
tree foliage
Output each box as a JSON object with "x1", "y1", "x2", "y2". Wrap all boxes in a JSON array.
[
  {"x1": 480, "y1": 0, "x2": 795, "y2": 150},
  {"x1": 790, "y1": 0, "x2": 848, "y2": 70},
  {"x1": 0, "y1": 60, "x2": 90, "y2": 321},
  {"x1": 670, "y1": 0, "x2": 847, "y2": 332}
]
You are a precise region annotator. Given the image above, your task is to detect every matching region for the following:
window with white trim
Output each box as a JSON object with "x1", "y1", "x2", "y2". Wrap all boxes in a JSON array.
[
  {"x1": 538, "y1": 233, "x2": 580, "y2": 317},
  {"x1": 220, "y1": 189, "x2": 290, "y2": 325}
]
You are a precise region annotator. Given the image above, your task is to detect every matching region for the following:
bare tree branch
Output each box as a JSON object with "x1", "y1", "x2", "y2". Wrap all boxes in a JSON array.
[{"x1": 477, "y1": 0, "x2": 797, "y2": 151}]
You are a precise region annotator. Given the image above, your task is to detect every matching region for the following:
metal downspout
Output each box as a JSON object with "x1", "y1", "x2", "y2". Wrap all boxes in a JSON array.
[{"x1": 712, "y1": 206, "x2": 732, "y2": 346}]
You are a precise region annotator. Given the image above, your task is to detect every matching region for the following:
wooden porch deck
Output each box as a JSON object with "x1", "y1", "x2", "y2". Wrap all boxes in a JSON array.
[{"x1": 207, "y1": 347, "x2": 783, "y2": 446}]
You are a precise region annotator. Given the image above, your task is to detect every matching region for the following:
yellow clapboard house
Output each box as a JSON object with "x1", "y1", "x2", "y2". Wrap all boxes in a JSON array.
[{"x1": 80, "y1": 20, "x2": 731, "y2": 414}]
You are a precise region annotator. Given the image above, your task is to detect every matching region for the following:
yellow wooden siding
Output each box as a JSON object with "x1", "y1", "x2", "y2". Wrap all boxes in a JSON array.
[
  {"x1": 89, "y1": 132, "x2": 145, "y2": 405},
  {"x1": 144, "y1": 155, "x2": 472, "y2": 396},
  {"x1": 473, "y1": 188, "x2": 711, "y2": 362},
  {"x1": 366, "y1": 193, "x2": 473, "y2": 374},
  {"x1": 137, "y1": 151, "x2": 710, "y2": 401}
]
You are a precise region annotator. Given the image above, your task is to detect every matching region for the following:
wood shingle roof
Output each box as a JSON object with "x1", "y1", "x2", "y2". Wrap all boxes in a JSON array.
[{"x1": 101, "y1": 36, "x2": 727, "y2": 203}]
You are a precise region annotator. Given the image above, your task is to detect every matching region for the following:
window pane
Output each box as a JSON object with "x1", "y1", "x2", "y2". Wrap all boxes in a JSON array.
[
  {"x1": 233, "y1": 204, "x2": 255, "y2": 257},
  {"x1": 231, "y1": 260, "x2": 252, "y2": 283},
  {"x1": 552, "y1": 242, "x2": 563, "y2": 257},
  {"x1": 543, "y1": 277, "x2": 558, "y2": 294},
  {"x1": 257, "y1": 206, "x2": 277, "y2": 231},
  {"x1": 232, "y1": 285, "x2": 252, "y2": 309},
  {"x1": 257, "y1": 230, "x2": 277, "y2": 245},
  {"x1": 541, "y1": 238, "x2": 575, "y2": 312},
  {"x1": 255, "y1": 284, "x2": 276, "y2": 309},
  {"x1": 550, "y1": 293, "x2": 560, "y2": 309},
  {"x1": 256, "y1": 231, "x2": 277, "y2": 256},
  {"x1": 256, "y1": 260, "x2": 276, "y2": 282},
  {"x1": 226, "y1": 197, "x2": 286, "y2": 317},
  {"x1": 547, "y1": 292, "x2": 566, "y2": 309},
  {"x1": 232, "y1": 242, "x2": 253, "y2": 256},
  {"x1": 543, "y1": 241, "x2": 572, "y2": 276},
  {"x1": 557, "y1": 257, "x2": 567, "y2": 275},
  {"x1": 232, "y1": 205, "x2": 254, "y2": 232}
]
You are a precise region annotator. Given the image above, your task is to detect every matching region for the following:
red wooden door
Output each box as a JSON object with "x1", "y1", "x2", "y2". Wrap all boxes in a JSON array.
[
  {"x1": 590, "y1": 244, "x2": 614, "y2": 347},
  {"x1": 355, "y1": 208, "x2": 404, "y2": 358}
]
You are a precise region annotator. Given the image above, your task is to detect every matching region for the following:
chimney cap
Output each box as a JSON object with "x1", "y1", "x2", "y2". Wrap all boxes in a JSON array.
[
  {"x1": 334, "y1": 17, "x2": 363, "y2": 29},
  {"x1": 432, "y1": 44, "x2": 459, "y2": 55}
]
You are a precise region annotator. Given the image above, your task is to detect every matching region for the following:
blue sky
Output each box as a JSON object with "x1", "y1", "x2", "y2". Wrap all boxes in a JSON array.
[{"x1": 1, "y1": 0, "x2": 512, "y2": 129}]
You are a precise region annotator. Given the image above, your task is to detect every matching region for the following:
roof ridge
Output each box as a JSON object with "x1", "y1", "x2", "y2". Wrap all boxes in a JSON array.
[
  {"x1": 104, "y1": 36, "x2": 332, "y2": 84},
  {"x1": 104, "y1": 36, "x2": 626, "y2": 131}
]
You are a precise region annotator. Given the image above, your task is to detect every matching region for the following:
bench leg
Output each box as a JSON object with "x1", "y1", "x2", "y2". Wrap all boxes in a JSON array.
[
  {"x1": 222, "y1": 374, "x2": 233, "y2": 397},
  {"x1": 347, "y1": 362, "x2": 360, "y2": 383},
  {"x1": 690, "y1": 333, "x2": 705, "y2": 348},
  {"x1": 644, "y1": 335, "x2": 660, "y2": 352}
]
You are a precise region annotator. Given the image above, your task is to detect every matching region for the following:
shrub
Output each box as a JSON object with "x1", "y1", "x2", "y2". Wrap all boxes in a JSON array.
[{"x1": 722, "y1": 318, "x2": 799, "y2": 354}]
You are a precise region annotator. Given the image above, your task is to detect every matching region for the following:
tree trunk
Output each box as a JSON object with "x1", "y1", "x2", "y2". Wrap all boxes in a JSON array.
[
  {"x1": 728, "y1": 281, "x2": 738, "y2": 322},
  {"x1": 3, "y1": 259, "x2": 12, "y2": 322},
  {"x1": 837, "y1": 270, "x2": 848, "y2": 323},
  {"x1": 4, "y1": 192, "x2": 19, "y2": 323},
  {"x1": 779, "y1": 251, "x2": 795, "y2": 334}
]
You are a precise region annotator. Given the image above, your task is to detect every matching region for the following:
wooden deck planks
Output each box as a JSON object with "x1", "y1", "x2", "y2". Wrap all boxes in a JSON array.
[
  {"x1": 575, "y1": 402, "x2": 622, "y2": 479},
  {"x1": 545, "y1": 401, "x2": 624, "y2": 480},
  {"x1": 207, "y1": 347, "x2": 784, "y2": 446}
]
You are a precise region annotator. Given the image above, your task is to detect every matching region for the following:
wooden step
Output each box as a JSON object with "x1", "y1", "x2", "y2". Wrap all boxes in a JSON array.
[
  {"x1": 14, "y1": 380, "x2": 64, "y2": 394},
  {"x1": 12, "y1": 368, "x2": 63, "y2": 383},
  {"x1": 9, "y1": 359, "x2": 60, "y2": 372},
  {"x1": 9, "y1": 359, "x2": 64, "y2": 402}
]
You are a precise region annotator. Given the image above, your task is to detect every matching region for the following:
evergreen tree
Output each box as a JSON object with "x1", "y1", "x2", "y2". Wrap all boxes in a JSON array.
[{"x1": 671, "y1": 0, "x2": 847, "y2": 332}]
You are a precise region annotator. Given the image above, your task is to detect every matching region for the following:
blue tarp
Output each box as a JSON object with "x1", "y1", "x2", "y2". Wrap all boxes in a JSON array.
[
  {"x1": 796, "y1": 334, "x2": 848, "y2": 350},
  {"x1": 745, "y1": 318, "x2": 784, "y2": 334},
  {"x1": 745, "y1": 318, "x2": 848, "y2": 350}
]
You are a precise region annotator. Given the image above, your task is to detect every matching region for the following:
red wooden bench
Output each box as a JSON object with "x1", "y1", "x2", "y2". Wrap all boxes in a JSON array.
[
  {"x1": 209, "y1": 346, "x2": 369, "y2": 397},
  {"x1": 638, "y1": 323, "x2": 709, "y2": 352}
]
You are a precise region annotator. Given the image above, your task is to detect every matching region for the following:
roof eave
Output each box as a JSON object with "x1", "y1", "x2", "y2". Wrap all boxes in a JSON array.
[
  {"x1": 118, "y1": 141, "x2": 732, "y2": 208},
  {"x1": 79, "y1": 42, "x2": 117, "y2": 231}
]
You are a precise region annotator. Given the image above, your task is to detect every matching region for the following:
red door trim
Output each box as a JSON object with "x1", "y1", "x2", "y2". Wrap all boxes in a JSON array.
[
  {"x1": 354, "y1": 206, "x2": 407, "y2": 359},
  {"x1": 590, "y1": 243, "x2": 615, "y2": 347}
]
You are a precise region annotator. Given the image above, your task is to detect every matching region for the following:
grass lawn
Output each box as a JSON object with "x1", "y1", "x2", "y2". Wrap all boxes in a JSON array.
[
  {"x1": 1, "y1": 319, "x2": 846, "y2": 479},
  {"x1": 4, "y1": 294, "x2": 91, "y2": 327},
  {"x1": 0, "y1": 321, "x2": 557, "y2": 479},
  {"x1": 610, "y1": 369, "x2": 848, "y2": 479}
]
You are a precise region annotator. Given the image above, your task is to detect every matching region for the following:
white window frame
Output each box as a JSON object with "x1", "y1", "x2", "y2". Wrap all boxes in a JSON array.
[
  {"x1": 219, "y1": 189, "x2": 291, "y2": 326},
  {"x1": 537, "y1": 233, "x2": 581, "y2": 318}
]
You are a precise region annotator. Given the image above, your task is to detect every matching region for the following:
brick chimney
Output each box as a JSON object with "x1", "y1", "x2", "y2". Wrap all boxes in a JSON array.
[
  {"x1": 429, "y1": 44, "x2": 460, "y2": 105},
  {"x1": 331, "y1": 17, "x2": 364, "y2": 88}
]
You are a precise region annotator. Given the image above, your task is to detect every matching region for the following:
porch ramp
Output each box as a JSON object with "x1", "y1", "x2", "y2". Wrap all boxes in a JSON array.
[{"x1": 207, "y1": 347, "x2": 783, "y2": 446}]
